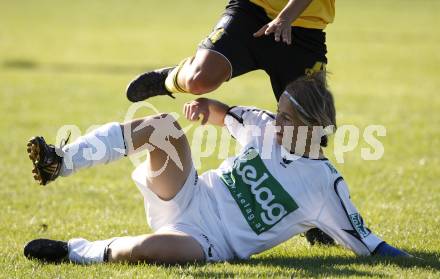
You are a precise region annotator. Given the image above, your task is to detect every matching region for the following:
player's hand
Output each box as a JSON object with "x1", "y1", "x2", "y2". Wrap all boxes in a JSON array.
[
  {"x1": 253, "y1": 16, "x2": 292, "y2": 45},
  {"x1": 184, "y1": 98, "x2": 210, "y2": 125}
]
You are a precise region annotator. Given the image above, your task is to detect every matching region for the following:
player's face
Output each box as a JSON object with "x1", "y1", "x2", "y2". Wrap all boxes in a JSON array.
[{"x1": 275, "y1": 94, "x2": 305, "y2": 147}]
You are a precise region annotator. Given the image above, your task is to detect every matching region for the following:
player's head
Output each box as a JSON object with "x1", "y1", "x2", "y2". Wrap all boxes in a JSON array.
[{"x1": 276, "y1": 72, "x2": 336, "y2": 149}]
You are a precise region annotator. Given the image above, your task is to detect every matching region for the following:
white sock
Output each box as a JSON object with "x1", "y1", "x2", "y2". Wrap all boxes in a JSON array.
[
  {"x1": 68, "y1": 238, "x2": 117, "y2": 264},
  {"x1": 60, "y1": 122, "x2": 126, "y2": 176}
]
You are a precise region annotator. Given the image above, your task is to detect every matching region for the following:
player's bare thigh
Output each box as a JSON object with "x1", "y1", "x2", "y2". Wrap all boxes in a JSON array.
[
  {"x1": 178, "y1": 49, "x2": 232, "y2": 94},
  {"x1": 122, "y1": 113, "x2": 192, "y2": 200},
  {"x1": 108, "y1": 232, "x2": 204, "y2": 264}
]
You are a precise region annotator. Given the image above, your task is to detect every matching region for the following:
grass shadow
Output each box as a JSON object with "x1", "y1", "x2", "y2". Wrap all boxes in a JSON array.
[
  {"x1": 26, "y1": 250, "x2": 439, "y2": 277},
  {"x1": 229, "y1": 250, "x2": 440, "y2": 277},
  {"x1": 2, "y1": 59, "x2": 157, "y2": 75}
]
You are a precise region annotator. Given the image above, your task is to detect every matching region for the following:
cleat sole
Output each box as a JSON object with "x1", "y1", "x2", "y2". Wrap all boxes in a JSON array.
[{"x1": 26, "y1": 138, "x2": 46, "y2": 186}]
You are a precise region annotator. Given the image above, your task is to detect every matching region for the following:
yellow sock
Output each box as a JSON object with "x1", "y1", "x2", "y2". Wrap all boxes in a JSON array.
[
  {"x1": 165, "y1": 58, "x2": 191, "y2": 94},
  {"x1": 305, "y1": 61, "x2": 326, "y2": 77}
]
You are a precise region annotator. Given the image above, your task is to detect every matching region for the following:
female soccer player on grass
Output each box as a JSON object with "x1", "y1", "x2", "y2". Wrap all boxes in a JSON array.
[
  {"x1": 24, "y1": 73, "x2": 410, "y2": 264},
  {"x1": 128, "y1": 0, "x2": 335, "y2": 244}
]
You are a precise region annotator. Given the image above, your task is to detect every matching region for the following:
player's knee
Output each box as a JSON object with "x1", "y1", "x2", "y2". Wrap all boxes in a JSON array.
[
  {"x1": 185, "y1": 69, "x2": 226, "y2": 94},
  {"x1": 146, "y1": 113, "x2": 179, "y2": 126}
]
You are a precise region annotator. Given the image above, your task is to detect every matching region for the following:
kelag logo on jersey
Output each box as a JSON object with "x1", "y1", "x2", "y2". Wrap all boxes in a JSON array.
[
  {"x1": 349, "y1": 213, "x2": 370, "y2": 238},
  {"x1": 221, "y1": 147, "x2": 298, "y2": 235}
]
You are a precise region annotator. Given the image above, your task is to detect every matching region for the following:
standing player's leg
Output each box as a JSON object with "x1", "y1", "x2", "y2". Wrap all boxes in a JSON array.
[
  {"x1": 25, "y1": 114, "x2": 206, "y2": 264},
  {"x1": 315, "y1": 177, "x2": 412, "y2": 257},
  {"x1": 126, "y1": 49, "x2": 232, "y2": 102},
  {"x1": 173, "y1": 50, "x2": 232, "y2": 95},
  {"x1": 126, "y1": 5, "x2": 259, "y2": 102}
]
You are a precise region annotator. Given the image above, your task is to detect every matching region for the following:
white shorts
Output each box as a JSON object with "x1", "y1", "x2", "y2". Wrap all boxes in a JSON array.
[{"x1": 131, "y1": 162, "x2": 235, "y2": 262}]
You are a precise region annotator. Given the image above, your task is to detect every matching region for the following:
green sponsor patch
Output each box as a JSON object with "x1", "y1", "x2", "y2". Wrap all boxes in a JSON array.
[{"x1": 220, "y1": 147, "x2": 298, "y2": 235}]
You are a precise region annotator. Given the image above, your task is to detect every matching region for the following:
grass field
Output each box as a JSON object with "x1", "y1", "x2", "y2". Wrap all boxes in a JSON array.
[{"x1": 1, "y1": 0, "x2": 439, "y2": 277}]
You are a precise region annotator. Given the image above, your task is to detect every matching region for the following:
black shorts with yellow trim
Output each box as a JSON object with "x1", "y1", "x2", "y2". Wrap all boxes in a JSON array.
[{"x1": 198, "y1": 0, "x2": 327, "y2": 100}]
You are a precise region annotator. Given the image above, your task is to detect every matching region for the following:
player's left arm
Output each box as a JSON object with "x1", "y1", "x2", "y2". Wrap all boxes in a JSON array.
[
  {"x1": 253, "y1": 0, "x2": 313, "y2": 44},
  {"x1": 315, "y1": 177, "x2": 385, "y2": 256}
]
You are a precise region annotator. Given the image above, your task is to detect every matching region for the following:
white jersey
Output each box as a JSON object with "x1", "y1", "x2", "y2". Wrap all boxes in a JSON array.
[
  {"x1": 132, "y1": 106, "x2": 384, "y2": 261},
  {"x1": 200, "y1": 106, "x2": 383, "y2": 259}
]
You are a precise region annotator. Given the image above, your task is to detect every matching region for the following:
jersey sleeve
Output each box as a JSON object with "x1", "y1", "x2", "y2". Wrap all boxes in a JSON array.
[
  {"x1": 315, "y1": 177, "x2": 384, "y2": 256},
  {"x1": 224, "y1": 106, "x2": 276, "y2": 146}
]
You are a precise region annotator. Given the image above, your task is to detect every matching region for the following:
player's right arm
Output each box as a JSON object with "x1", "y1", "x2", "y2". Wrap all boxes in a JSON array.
[
  {"x1": 253, "y1": 0, "x2": 313, "y2": 44},
  {"x1": 183, "y1": 98, "x2": 230, "y2": 126},
  {"x1": 184, "y1": 98, "x2": 276, "y2": 146}
]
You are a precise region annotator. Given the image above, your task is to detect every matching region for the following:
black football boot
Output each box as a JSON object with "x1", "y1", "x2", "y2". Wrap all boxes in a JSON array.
[
  {"x1": 305, "y1": 228, "x2": 336, "y2": 246},
  {"x1": 26, "y1": 135, "x2": 67, "y2": 186},
  {"x1": 126, "y1": 67, "x2": 176, "y2": 102},
  {"x1": 24, "y1": 239, "x2": 68, "y2": 262}
]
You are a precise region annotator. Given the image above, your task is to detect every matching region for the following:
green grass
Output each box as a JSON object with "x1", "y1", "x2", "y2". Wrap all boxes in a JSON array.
[{"x1": 1, "y1": 0, "x2": 439, "y2": 277}]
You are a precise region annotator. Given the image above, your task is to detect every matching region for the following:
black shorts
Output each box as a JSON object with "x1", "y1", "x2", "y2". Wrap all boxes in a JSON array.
[{"x1": 199, "y1": 0, "x2": 327, "y2": 100}]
